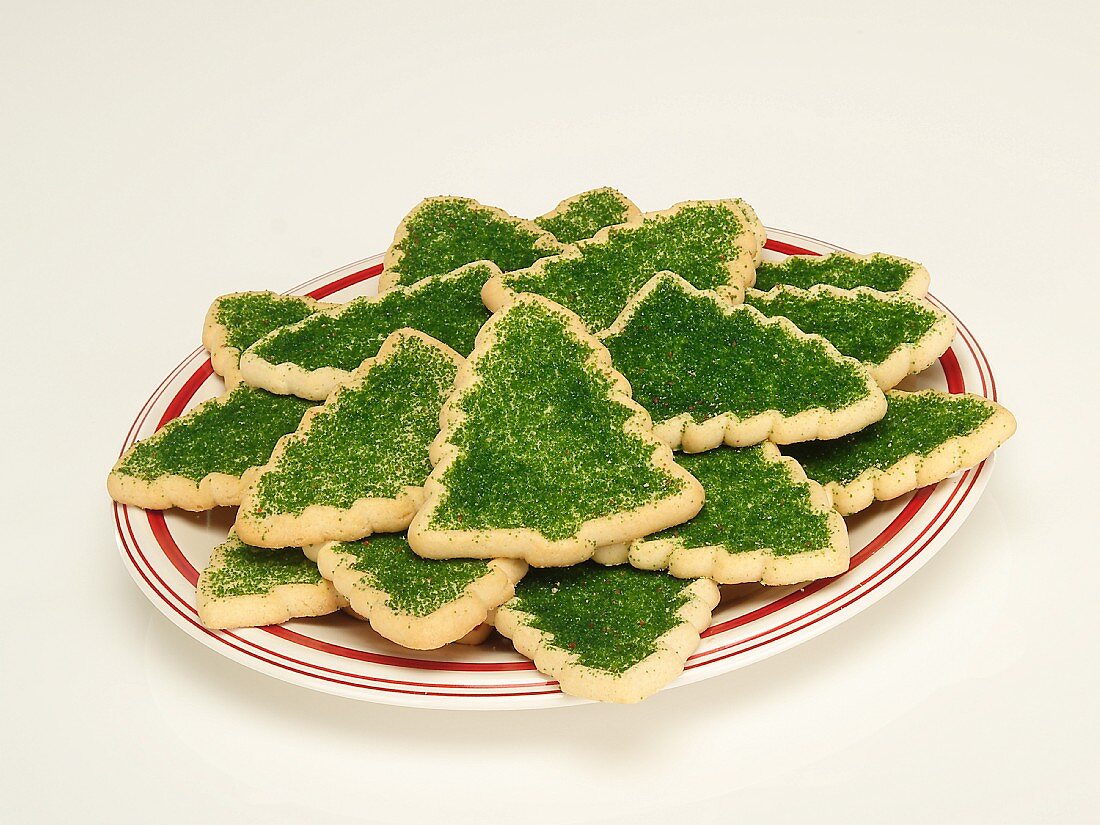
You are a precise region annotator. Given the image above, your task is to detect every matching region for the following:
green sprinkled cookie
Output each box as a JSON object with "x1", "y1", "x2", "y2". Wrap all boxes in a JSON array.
[
  {"x1": 744, "y1": 285, "x2": 956, "y2": 389},
  {"x1": 235, "y1": 330, "x2": 462, "y2": 548},
  {"x1": 534, "y1": 187, "x2": 640, "y2": 244},
  {"x1": 108, "y1": 385, "x2": 315, "y2": 511},
  {"x1": 599, "y1": 273, "x2": 887, "y2": 452},
  {"x1": 598, "y1": 444, "x2": 849, "y2": 585},
  {"x1": 484, "y1": 199, "x2": 764, "y2": 333},
  {"x1": 203, "y1": 291, "x2": 335, "y2": 387},
  {"x1": 196, "y1": 531, "x2": 345, "y2": 630},
  {"x1": 785, "y1": 389, "x2": 1016, "y2": 515},
  {"x1": 240, "y1": 262, "x2": 498, "y2": 401},
  {"x1": 380, "y1": 196, "x2": 562, "y2": 291},
  {"x1": 753, "y1": 252, "x2": 930, "y2": 297},
  {"x1": 310, "y1": 534, "x2": 526, "y2": 649},
  {"x1": 494, "y1": 564, "x2": 719, "y2": 703},
  {"x1": 407, "y1": 295, "x2": 704, "y2": 567}
]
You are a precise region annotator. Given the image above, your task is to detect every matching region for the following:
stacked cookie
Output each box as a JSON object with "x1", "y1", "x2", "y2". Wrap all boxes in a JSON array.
[{"x1": 108, "y1": 188, "x2": 1016, "y2": 703}]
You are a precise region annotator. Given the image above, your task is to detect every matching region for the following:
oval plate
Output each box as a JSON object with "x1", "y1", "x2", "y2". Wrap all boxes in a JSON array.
[{"x1": 113, "y1": 228, "x2": 1000, "y2": 709}]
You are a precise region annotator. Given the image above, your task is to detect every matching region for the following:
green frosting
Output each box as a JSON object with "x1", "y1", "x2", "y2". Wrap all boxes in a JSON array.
[
  {"x1": 429, "y1": 301, "x2": 686, "y2": 542},
  {"x1": 333, "y1": 535, "x2": 494, "y2": 617},
  {"x1": 507, "y1": 564, "x2": 693, "y2": 674},
  {"x1": 602, "y1": 275, "x2": 873, "y2": 425},
  {"x1": 754, "y1": 254, "x2": 916, "y2": 293},
  {"x1": 248, "y1": 263, "x2": 491, "y2": 371},
  {"x1": 201, "y1": 534, "x2": 324, "y2": 599},
  {"x1": 652, "y1": 446, "x2": 832, "y2": 556},
  {"x1": 249, "y1": 335, "x2": 457, "y2": 516},
  {"x1": 536, "y1": 188, "x2": 634, "y2": 244},
  {"x1": 785, "y1": 391, "x2": 996, "y2": 485},
  {"x1": 116, "y1": 385, "x2": 314, "y2": 483},
  {"x1": 503, "y1": 202, "x2": 752, "y2": 332},
  {"x1": 215, "y1": 292, "x2": 323, "y2": 352},
  {"x1": 387, "y1": 198, "x2": 560, "y2": 288},
  {"x1": 745, "y1": 287, "x2": 941, "y2": 365}
]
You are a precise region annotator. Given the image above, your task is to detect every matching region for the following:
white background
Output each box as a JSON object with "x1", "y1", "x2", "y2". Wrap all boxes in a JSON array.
[{"x1": 2, "y1": 2, "x2": 1097, "y2": 823}]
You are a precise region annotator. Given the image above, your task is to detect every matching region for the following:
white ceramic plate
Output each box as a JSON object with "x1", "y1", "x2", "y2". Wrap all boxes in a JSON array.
[{"x1": 113, "y1": 228, "x2": 1002, "y2": 709}]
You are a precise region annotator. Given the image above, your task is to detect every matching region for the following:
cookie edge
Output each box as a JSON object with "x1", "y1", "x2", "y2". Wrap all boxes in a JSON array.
[
  {"x1": 379, "y1": 195, "x2": 562, "y2": 293},
  {"x1": 406, "y1": 293, "x2": 705, "y2": 567},
  {"x1": 234, "y1": 329, "x2": 464, "y2": 547},
  {"x1": 481, "y1": 198, "x2": 764, "y2": 330},
  {"x1": 494, "y1": 576, "x2": 720, "y2": 703},
  {"x1": 313, "y1": 540, "x2": 527, "y2": 649},
  {"x1": 598, "y1": 272, "x2": 888, "y2": 451},
  {"x1": 806, "y1": 389, "x2": 1017, "y2": 516}
]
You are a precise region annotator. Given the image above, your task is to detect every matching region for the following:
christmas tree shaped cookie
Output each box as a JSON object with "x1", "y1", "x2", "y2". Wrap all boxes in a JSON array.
[
  {"x1": 494, "y1": 564, "x2": 720, "y2": 703},
  {"x1": 754, "y1": 252, "x2": 930, "y2": 297},
  {"x1": 240, "y1": 262, "x2": 497, "y2": 401},
  {"x1": 599, "y1": 444, "x2": 849, "y2": 585},
  {"x1": 108, "y1": 385, "x2": 315, "y2": 511},
  {"x1": 380, "y1": 196, "x2": 562, "y2": 291},
  {"x1": 534, "y1": 187, "x2": 640, "y2": 244},
  {"x1": 235, "y1": 330, "x2": 462, "y2": 548},
  {"x1": 785, "y1": 389, "x2": 1016, "y2": 514},
  {"x1": 309, "y1": 535, "x2": 526, "y2": 649},
  {"x1": 744, "y1": 285, "x2": 956, "y2": 389},
  {"x1": 599, "y1": 273, "x2": 887, "y2": 452},
  {"x1": 203, "y1": 291, "x2": 335, "y2": 387},
  {"x1": 196, "y1": 531, "x2": 345, "y2": 630},
  {"x1": 484, "y1": 199, "x2": 764, "y2": 333},
  {"x1": 407, "y1": 295, "x2": 704, "y2": 567}
]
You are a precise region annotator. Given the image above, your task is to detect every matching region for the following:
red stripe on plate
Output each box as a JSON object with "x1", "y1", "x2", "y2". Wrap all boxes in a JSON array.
[
  {"x1": 689, "y1": 462, "x2": 984, "y2": 670},
  {"x1": 763, "y1": 239, "x2": 818, "y2": 256},
  {"x1": 307, "y1": 264, "x2": 383, "y2": 300}
]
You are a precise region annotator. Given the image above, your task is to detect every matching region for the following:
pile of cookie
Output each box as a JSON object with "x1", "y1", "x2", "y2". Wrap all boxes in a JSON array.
[{"x1": 108, "y1": 189, "x2": 1016, "y2": 703}]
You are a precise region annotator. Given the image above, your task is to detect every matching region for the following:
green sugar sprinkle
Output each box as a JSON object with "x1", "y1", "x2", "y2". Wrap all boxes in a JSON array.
[
  {"x1": 536, "y1": 188, "x2": 633, "y2": 244},
  {"x1": 251, "y1": 336, "x2": 457, "y2": 516},
  {"x1": 603, "y1": 276, "x2": 872, "y2": 424},
  {"x1": 754, "y1": 254, "x2": 915, "y2": 293},
  {"x1": 249, "y1": 263, "x2": 492, "y2": 371},
  {"x1": 653, "y1": 446, "x2": 831, "y2": 557},
  {"x1": 504, "y1": 202, "x2": 751, "y2": 332},
  {"x1": 508, "y1": 564, "x2": 692, "y2": 674},
  {"x1": 430, "y1": 301, "x2": 685, "y2": 542},
  {"x1": 785, "y1": 391, "x2": 996, "y2": 485},
  {"x1": 333, "y1": 534, "x2": 493, "y2": 617},
  {"x1": 215, "y1": 292, "x2": 323, "y2": 352},
  {"x1": 116, "y1": 385, "x2": 314, "y2": 483},
  {"x1": 745, "y1": 288, "x2": 941, "y2": 365},
  {"x1": 201, "y1": 534, "x2": 323, "y2": 599},
  {"x1": 388, "y1": 198, "x2": 559, "y2": 288}
]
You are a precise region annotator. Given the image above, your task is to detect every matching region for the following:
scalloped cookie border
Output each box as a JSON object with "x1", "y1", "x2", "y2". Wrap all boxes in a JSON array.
[
  {"x1": 481, "y1": 198, "x2": 764, "y2": 328},
  {"x1": 598, "y1": 272, "x2": 888, "y2": 452},
  {"x1": 106, "y1": 387, "x2": 305, "y2": 512},
  {"x1": 745, "y1": 283, "x2": 957, "y2": 390},
  {"x1": 239, "y1": 261, "x2": 501, "y2": 401},
  {"x1": 311, "y1": 540, "x2": 527, "y2": 649},
  {"x1": 810, "y1": 389, "x2": 1017, "y2": 516},
  {"x1": 234, "y1": 329, "x2": 464, "y2": 548},
  {"x1": 196, "y1": 532, "x2": 346, "y2": 630},
  {"x1": 494, "y1": 577, "x2": 720, "y2": 703},
  {"x1": 758, "y1": 251, "x2": 931, "y2": 298},
  {"x1": 406, "y1": 293, "x2": 705, "y2": 567},
  {"x1": 379, "y1": 195, "x2": 562, "y2": 293},
  {"x1": 534, "y1": 186, "x2": 641, "y2": 241},
  {"x1": 598, "y1": 443, "x2": 850, "y2": 586},
  {"x1": 202, "y1": 291, "x2": 336, "y2": 388}
]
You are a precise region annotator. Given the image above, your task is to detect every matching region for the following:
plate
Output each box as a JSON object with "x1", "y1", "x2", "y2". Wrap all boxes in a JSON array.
[{"x1": 113, "y1": 228, "x2": 1001, "y2": 709}]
